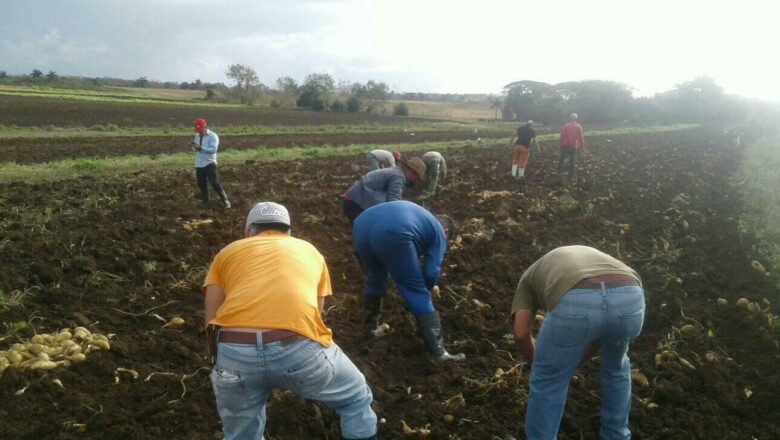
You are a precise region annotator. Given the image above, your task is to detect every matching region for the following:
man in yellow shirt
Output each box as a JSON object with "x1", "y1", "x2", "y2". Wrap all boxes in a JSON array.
[{"x1": 203, "y1": 202, "x2": 377, "y2": 440}]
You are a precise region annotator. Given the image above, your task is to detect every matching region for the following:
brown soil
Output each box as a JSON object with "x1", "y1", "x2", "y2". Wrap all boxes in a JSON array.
[
  {"x1": 0, "y1": 95, "x2": 419, "y2": 128},
  {"x1": 0, "y1": 127, "x2": 777, "y2": 439},
  {"x1": 4, "y1": 130, "x2": 506, "y2": 165}
]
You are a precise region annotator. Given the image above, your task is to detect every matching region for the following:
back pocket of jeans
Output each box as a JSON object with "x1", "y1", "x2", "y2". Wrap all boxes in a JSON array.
[
  {"x1": 618, "y1": 310, "x2": 645, "y2": 340},
  {"x1": 284, "y1": 350, "x2": 335, "y2": 396},
  {"x1": 550, "y1": 314, "x2": 588, "y2": 348}
]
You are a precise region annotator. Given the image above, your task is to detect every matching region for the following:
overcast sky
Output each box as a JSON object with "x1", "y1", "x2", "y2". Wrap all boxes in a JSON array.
[{"x1": 2, "y1": 0, "x2": 778, "y2": 101}]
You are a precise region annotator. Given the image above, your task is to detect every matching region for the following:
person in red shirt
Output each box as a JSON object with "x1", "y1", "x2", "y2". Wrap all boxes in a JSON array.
[{"x1": 557, "y1": 113, "x2": 586, "y2": 179}]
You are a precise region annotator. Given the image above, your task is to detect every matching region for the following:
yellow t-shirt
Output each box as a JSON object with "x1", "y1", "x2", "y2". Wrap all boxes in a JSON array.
[{"x1": 203, "y1": 230, "x2": 333, "y2": 347}]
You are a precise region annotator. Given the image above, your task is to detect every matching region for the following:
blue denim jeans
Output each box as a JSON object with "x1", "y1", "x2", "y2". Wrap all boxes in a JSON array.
[
  {"x1": 210, "y1": 336, "x2": 377, "y2": 440},
  {"x1": 526, "y1": 285, "x2": 645, "y2": 440}
]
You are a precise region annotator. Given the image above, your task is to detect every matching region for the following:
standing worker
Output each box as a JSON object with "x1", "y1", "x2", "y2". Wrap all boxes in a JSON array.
[
  {"x1": 421, "y1": 151, "x2": 447, "y2": 196},
  {"x1": 192, "y1": 118, "x2": 231, "y2": 208},
  {"x1": 353, "y1": 201, "x2": 465, "y2": 362},
  {"x1": 511, "y1": 245, "x2": 645, "y2": 439},
  {"x1": 203, "y1": 202, "x2": 377, "y2": 440},
  {"x1": 509, "y1": 120, "x2": 539, "y2": 180},
  {"x1": 342, "y1": 158, "x2": 427, "y2": 225},
  {"x1": 557, "y1": 113, "x2": 586, "y2": 179},
  {"x1": 366, "y1": 149, "x2": 401, "y2": 170}
]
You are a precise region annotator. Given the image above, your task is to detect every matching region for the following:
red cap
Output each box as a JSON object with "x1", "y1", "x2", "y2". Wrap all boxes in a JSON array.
[{"x1": 194, "y1": 118, "x2": 207, "y2": 133}]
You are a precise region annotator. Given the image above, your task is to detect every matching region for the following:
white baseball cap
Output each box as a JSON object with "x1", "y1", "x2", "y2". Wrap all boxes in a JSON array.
[{"x1": 245, "y1": 202, "x2": 291, "y2": 230}]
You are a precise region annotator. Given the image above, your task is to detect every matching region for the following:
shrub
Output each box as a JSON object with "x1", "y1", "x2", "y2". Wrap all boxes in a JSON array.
[
  {"x1": 393, "y1": 102, "x2": 410, "y2": 116},
  {"x1": 330, "y1": 100, "x2": 345, "y2": 112},
  {"x1": 346, "y1": 97, "x2": 361, "y2": 113}
]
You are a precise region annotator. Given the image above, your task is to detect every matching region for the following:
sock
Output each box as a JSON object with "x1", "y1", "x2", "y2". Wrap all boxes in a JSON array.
[
  {"x1": 518, "y1": 168, "x2": 525, "y2": 178},
  {"x1": 511, "y1": 165, "x2": 518, "y2": 176}
]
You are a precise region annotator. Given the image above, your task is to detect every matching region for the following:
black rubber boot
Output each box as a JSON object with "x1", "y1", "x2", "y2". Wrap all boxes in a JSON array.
[
  {"x1": 415, "y1": 312, "x2": 466, "y2": 362},
  {"x1": 364, "y1": 296, "x2": 382, "y2": 338},
  {"x1": 219, "y1": 191, "x2": 231, "y2": 208}
]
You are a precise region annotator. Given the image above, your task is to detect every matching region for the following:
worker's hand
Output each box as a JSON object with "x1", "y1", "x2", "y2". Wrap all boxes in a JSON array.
[{"x1": 430, "y1": 285, "x2": 441, "y2": 300}]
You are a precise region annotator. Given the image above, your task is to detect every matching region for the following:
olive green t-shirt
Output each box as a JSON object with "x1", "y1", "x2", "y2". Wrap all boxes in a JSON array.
[{"x1": 511, "y1": 245, "x2": 641, "y2": 314}]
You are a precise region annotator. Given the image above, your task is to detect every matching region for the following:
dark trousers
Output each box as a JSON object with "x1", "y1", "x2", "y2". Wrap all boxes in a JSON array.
[
  {"x1": 342, "y1": 199, "x2": 365, "y2": 225},
  {"x1": 557, "y1": 147, "x2": 577, "y2": 178},
  {"x1": 196, "y1": 163, "x2": 226, "y2": 203}
]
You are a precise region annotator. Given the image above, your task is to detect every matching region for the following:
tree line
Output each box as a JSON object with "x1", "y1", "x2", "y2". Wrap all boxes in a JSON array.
[
  {"x1": 2, "y1": 65, "x2": 777, "y2": 123},
  {"x1": 497, "y1": 77, "x2": 779, "y2": 125}
]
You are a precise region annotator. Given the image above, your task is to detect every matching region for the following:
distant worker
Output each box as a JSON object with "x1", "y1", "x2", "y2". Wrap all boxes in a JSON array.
[
  {"x1": 342, "y1": 157, "x2": 427, "y2": 225},
  {"x1": 557, "y1": 113, "x2": 586, "y2": 179},
  {"x1": 203, "y1": 202, "x2": 377, "y2": 440},
  {"x1": 511, "y1": 245, "x2": 644, "y2": 439},
  {"x1": 509, "y1": 120, "x2": 539, "y2": 180},
  {"x1": 353, "y1": 201, "x2": 465, "y2": 362},
  {"x1": 421, "y1": 151, "x2": 447, "y2": 195},
  {"x1": 191, "y1": 118, "x2": 231, "y2": 208},
  {"x1": 366, "y1": 149, "x2": 401, "y2": 170}
]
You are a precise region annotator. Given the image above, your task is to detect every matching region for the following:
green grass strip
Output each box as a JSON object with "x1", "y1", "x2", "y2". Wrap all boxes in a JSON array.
[
  {"x1": 0, "y1": 121, "x2": 481, "y2": 139},
  {"x1": 736, "y1": 136, "x2": 780, "y2": 288},
  {"x1": 0, "y1": 125, "x2": 697, "y2": 184}
]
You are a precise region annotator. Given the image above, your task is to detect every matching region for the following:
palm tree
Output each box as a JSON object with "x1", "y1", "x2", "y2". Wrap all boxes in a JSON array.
[{"x1": 488, "y1": 96, "x2": 503, "y2": 121}]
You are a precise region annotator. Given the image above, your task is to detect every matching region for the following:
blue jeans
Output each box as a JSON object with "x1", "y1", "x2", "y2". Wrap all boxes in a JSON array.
[
  {"x1": 526, "y1": 285, "x2": 645, "y2": 440},
  {"x1": 210, "y1": 336, "x2": 377, "y2": 440},
  {"x1": 354, "y1": 231, "x2": 435, "y2": 316}
]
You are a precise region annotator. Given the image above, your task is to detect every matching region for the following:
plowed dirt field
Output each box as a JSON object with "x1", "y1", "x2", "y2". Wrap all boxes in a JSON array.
[{"x1": 0, "y1": 127, "x2": 777, "y2": 439}]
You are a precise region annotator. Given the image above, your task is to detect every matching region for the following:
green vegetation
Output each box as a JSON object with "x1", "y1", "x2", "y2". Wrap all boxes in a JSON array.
[
  {"x1": 0, "y1": 84, "x2": 241, "y2": 107},
  {"x1": 0, "y1": 121, "x2": 484, "y2": 139},
  {"x1": 0, "y1": 125, "x2": 697, "y2": 184},
  {"x1": 737, "y1": 136, "x2": 780, "y2": 287}
]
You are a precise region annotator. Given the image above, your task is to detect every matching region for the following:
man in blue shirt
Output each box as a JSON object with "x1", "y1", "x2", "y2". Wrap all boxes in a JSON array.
[
  {"x1": 342, "y1": 157, "x2": 427, "y2": 225},
  {"x1": 192, "y1": 118, "x2": 230, "y2": 208},
  {"x1": 352, "y1": 201, "x2": 465, "y2": 362}
]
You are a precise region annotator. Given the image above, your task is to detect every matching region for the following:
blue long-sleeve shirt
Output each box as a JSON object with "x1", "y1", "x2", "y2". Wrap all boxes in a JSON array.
[
  {"x1": 353, "y1": 201, "x2": 446, "y2": 289},
  {"x1": 193, "y1": 129, "x2": 219, "y2": 168},
  {"x1": 344, "y1": 167, "x2": 406, "y2": 210}
]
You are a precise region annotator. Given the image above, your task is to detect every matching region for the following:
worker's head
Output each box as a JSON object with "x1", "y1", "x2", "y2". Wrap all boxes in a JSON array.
[
  {"x1": 526, "y1": 120, "x2": 534, "y2": 126},
  {"x1": 244, "y1": 202, "x2": 291, "y2": 237},
  {"x1": 194, "y1": 118, "x2": 207, "y2": 134},
  {"x1": 401, "y1": 157, "x2": 427, "y2": 184},
  {"x1": 434, "y1": 215, "x2": 456, "y2": 240},
  {"x1": 569, "y1": 113, "x2": 578, "y2": 121},
  {"x1": 392, "y1": 151, "x2": 402, "y2": 161}
]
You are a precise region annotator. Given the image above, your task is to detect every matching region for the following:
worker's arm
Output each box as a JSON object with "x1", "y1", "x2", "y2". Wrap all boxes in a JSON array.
[
  {"x1": 533, "y1": 137, "x2": 541, "y2": 152},
  {"x1": 512, "y1": 309, "x2": 535, "y2": 364},
  {"x1": 318, "y1": 296, "x2": 326, "y2": 313},
  {"x1": 203, "y1": 285, "x2": 225, "y2": 330},
  {"x1": 200, "y1": 133, "x2": 219, "y2": 154},
  {"x1": 386, "y1": 173, "x2": 405, "y2": 201}
]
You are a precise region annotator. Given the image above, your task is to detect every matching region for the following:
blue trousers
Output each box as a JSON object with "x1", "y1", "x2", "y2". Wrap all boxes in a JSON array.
[
  {"x1": 211, "y1": 337, "x2": 377, "y2": 440},
  {"x1": 354, "y1": 232, "x2": 435, "y2": 316},
  {"x1": 526, "y1": 285, "x2": 645, "y2": 440}
]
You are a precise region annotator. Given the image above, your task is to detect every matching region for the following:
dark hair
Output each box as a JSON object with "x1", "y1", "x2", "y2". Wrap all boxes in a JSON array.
[
  {"x1": 434, "y1": 215, "x2": 456, "y2": 239},
  {"x1": 248, "y1": 222, "x2": 291, "y2": 236}
]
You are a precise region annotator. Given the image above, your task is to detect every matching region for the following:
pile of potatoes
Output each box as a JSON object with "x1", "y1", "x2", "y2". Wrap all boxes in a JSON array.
[{"x1": 0, "y1": 327, "x2": 110, "y2": 375}]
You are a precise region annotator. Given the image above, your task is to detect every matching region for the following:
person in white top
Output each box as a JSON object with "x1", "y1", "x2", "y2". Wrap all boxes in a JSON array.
[
  {"x1": 191, "y1": 118, "x2": 230, "y2": 208},
  {"x1": 366, "y1": 149, "x2": 399, "y2": 170}
]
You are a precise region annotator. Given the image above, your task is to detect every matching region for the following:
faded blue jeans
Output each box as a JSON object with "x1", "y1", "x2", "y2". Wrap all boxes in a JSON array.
[
  {"x1": 526, "y1": 285, "x2": 645, "y2": 440},
  {"x1": 210, "y1": 336, "x2": 377, "y2": 440}
]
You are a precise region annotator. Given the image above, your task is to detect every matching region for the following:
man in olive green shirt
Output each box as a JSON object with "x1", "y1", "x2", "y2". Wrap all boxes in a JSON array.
[{"x1": 511, "y1": 245, "x2": 644, "y2": 440}]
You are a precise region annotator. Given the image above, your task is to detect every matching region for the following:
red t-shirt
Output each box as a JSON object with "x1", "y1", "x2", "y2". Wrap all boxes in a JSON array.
[{"x1": 558, "y1": 122, "x2": 585, "y2": 149}]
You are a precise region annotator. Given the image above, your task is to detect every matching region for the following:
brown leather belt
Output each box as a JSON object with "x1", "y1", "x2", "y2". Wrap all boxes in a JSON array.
[
  {"x1": 573, "y1": 276, "x2": 639, "y2": 290},
  {"x1": 219, "y1": 329, "x2": 301, "y2": 345}
]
